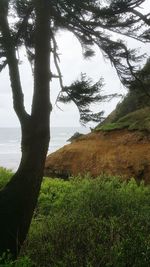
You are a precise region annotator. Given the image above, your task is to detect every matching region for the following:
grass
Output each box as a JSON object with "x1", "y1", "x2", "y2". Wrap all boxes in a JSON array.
[
  {"x1": 0, "y1": 169, "x2": 150, "y2": 266},
  {"x1": 96, "y1": 107, "x2": 150, "y2": 132}
]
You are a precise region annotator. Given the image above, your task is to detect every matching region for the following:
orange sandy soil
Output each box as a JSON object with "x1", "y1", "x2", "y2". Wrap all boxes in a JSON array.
[{"x1": 45, "y1": 129, "x2": 150, "y2": 183}]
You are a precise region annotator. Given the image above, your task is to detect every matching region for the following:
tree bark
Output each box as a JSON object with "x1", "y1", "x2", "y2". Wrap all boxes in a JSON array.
[
  {"x1": 0, "y1": 126, "x2": 50, "y2": 257},
  {"x1": 0, "y1": 0, "x2": 51, "y2": 258}
]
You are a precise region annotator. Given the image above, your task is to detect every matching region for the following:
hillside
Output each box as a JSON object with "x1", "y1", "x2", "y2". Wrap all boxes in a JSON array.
[
  {"x1": 45, "y1": 108, "x2": 150, "y2": 182},
  {"x1": 45, "y1": 59, "x2": 150, "y2": 181},
  {"x1": 96, "y1": 107, "x2": 150, "y2": 131}
]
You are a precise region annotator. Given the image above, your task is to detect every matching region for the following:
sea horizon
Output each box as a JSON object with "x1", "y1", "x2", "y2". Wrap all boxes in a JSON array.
[{"x1": 0, "y1": 126, "x2": 90, "y2": 171}]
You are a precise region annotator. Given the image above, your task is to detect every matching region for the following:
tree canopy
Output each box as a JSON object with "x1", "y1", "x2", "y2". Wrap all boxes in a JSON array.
[{"x1": 0, "y1": 0, "x2": 150, "y2": 123}]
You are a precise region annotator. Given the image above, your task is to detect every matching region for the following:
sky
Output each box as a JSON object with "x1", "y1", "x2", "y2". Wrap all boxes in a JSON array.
[{"x1": 0, "y1": 1, "x2": 150, "y2": 128}]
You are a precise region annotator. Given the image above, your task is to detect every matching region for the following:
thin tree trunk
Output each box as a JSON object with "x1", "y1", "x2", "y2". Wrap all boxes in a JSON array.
[{"x1": 0, "y1": 0, "x2": 51, "y2": 257}]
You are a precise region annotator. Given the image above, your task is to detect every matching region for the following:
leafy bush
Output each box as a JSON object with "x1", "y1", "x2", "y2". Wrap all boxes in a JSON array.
[
  {"x1": 0, "y1": 252, "x2": 32, "y2": 267},
  {"x1": 1, "y1": 169, "x2": 150, "y2": 267},
  {"x1": 23, "y1": 176, "x2": 150, "y2": 267},
  {"x1": 0, "y1": 169, "x2": 32, "y2": 267},
  {"x1": 0, "y1": 167, "x2": 12, "y2": 189}
]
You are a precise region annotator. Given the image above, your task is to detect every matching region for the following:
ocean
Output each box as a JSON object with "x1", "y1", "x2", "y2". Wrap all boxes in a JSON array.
[{"x1": 0, "y1": 127, "x2": 89, "y2": 171}]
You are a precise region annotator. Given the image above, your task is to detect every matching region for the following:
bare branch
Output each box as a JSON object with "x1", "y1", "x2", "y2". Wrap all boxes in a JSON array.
[
  {"x1": 51, "y1": 33, "x2": 65, "y2": 110},
  {"x1": 51, "y1": 34, "x2": 64, "y2": 89}
]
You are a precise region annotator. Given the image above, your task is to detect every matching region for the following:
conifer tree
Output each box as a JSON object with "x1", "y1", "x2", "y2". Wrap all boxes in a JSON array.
[{"x1": 0, "y1": 0, "x2": 149, "y2": 257}]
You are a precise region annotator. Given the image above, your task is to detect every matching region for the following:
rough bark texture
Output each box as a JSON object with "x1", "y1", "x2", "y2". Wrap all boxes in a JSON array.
[
  {"x1": 0, "y1": 130, "x2": 50, "y2": 256},
  {"x1": 0, "y1": 0, "x2": 51, "y2": 257}
]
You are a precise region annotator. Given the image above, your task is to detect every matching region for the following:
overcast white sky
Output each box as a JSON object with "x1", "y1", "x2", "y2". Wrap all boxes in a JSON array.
[{"x1": 0, "y1": 0, "x2": 150, "y2": 128}]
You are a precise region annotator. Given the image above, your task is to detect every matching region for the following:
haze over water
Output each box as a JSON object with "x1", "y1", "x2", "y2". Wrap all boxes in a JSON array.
[{"x1": 0, "y1": 127, "x2": 89, "y2": 171}]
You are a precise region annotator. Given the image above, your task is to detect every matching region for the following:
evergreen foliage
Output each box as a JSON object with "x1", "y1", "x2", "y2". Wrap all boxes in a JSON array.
[
  {"x1": 0, "y1": 0, "x2": 150, "y2": 123},
  {"x1": 58, "y1": 73, "x2": 106, "y2": 124}
]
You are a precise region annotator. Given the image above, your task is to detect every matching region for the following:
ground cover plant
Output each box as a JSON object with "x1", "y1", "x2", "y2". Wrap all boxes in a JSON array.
[
  {"x1": 96, "y1": 107, "x2": 150, "y2": 132},
  {"x1": 0, "y1": 168, "x2": 150, "y2": 267}
]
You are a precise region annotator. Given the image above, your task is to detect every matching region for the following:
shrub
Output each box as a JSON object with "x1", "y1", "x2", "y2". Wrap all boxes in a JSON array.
[
  {"x1": 0, "y1": 167, "x2": 12, "y2": 189},
  {"x1": 23, "y1": 176, "x2": 150, "y2": 267},
  {"x1": 0, "y1": 252, "x2": 32, "y2": 267},
  {"x1": 1, "y1": 169, "x2": 150, "y2": 266}
]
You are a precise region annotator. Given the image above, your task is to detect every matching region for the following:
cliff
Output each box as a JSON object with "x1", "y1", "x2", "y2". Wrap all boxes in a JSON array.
[{"x1": 45, "y1": 112, "x2": 150, "y2": 182}]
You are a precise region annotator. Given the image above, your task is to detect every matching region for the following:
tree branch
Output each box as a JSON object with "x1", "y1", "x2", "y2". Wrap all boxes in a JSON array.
[
  {"x1": 0, "y1": 2, "x2": 29, "y2": 123},
  {"x1": 121, "y1": 43, "x2": 150, "y2": 98},
  {"x1": 0, "y1": 59, "x2": 7, "y2": 72},
  {"x1": 128, "y1": 8, "x2": 150, "y2": 26},
  {"x1": 51, "y1": 34, "x2": 64, "y2": 90}
]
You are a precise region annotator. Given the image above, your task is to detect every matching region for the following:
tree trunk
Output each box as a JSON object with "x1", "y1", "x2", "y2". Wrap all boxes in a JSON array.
[
  {"x1": 0, "y1": 120, "x2": 50, "y2": 257},
  {"x1": 0, "y1": 0, "x2": 51, "y2": 258}
]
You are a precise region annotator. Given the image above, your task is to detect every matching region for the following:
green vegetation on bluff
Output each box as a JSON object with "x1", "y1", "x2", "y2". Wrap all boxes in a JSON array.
[
  {"x1": 96, "y1": 59, "x2": 150, "y2": 132},
  {"x1": 0, "y1": 168, "x2": 150, "y2": 267},
  {"x1": 113, "y1": 59, "x2": 150, "y2": 122},
  {"x1": 97, "y1": 107, "x2": 150, "y2": 132}
]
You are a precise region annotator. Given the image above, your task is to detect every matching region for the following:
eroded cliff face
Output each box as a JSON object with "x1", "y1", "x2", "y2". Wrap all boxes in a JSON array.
[{"x1": 45, "y1": 130, "x2": 150, "y2": 183}]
